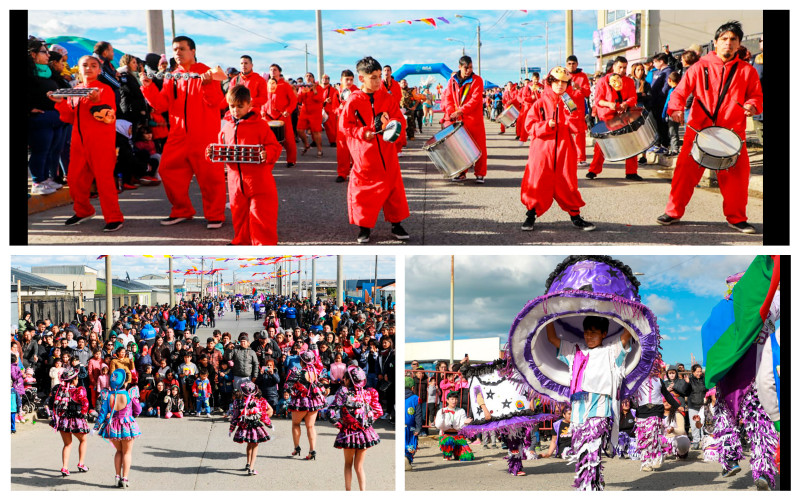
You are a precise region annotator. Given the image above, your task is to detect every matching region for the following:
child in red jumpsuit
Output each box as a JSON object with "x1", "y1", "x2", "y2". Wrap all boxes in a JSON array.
[
  {"x1": 335, "y1": 69, "x2": 360, "y2": 183},
  {"x1": 262, "y1": 64, "x2": 298, "y2": 168},
  {"x1": 341, "y1": 56, "x2": 411, "y2": 244},
  {"x1": 208, "y1": 85, "x2": 282, "y2": 245},
  {"x1": 520, "y1": 67, "x2": 595, "y2": 232},
  {"x1": 297, "y1": 73, "x2": 325, "y2": 158},
  {"x1": 50, "y1": 55, "x2": 124, "y2": 232}
]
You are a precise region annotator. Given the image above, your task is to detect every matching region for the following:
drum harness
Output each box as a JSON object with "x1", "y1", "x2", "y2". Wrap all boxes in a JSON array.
[
  {"x1": 354, "y1": 94, "x2": 387, "y2": 171},
  {"x1": 694, "y1": 62, "x2": 739, "y2": 126},
  {"x1": 223, "y1": 110, "x2": 258, "y2": 195}
]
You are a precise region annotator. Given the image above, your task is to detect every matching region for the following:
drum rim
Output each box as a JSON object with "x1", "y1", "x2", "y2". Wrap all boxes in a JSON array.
[
  {"x1": 422, "y1": 122, "x2": 463, "y2": 150},
  {"x1": 693, "y1": 126, "x2": 743, "y2": 158},
  {"x1": 589, "y1": 107, "x2": 649, "y2": 138},
  {"x1": 382, "y1": 120, "x2": 402, "y2": 142},
  {"x1": 268, "y1": 120, "x2": 285, "y2": 127},
  {"x1": 498, "y1": 104, "x2": 519, "y2": 117}
]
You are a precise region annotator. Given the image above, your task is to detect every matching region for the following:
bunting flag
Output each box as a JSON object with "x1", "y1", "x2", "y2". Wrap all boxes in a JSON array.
[{"x1": 333, "y1": 16, "x2": 449, "y2": 34}]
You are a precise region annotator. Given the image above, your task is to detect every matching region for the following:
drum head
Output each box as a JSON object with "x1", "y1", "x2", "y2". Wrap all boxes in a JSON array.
[
  {"x1": 423, "y1": 122, "x2": 460, "y2": 150},
  {"x1": 590, "y1": 107, "x2": 646, "y2": 137},
  {"x1": 696, "y1": 127, "x2": 741, "y2": 157},
  {"x1": 382, "y1": 120, "x2": 402, "y2": 143},
  {"x1": 268, "y1": 120, "x2": 285, "y2": 128}
]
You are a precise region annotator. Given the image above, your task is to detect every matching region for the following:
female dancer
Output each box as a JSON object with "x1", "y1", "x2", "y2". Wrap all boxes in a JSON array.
[
  {"x1": 94, "y1": 368, "x2": 141, "y2": 488},
  {"x1": 229, "y1": 381, "x2": 273, "y2": 475},
  {"x1": 48, "y1": 367, "x2": 90, "y2": 477},
  {"x1": 331, "y1": 366, "x2": 383, "y2": 490},
  {"x1": 288, "y1": 350, "x2": 326, "y2": 460}
]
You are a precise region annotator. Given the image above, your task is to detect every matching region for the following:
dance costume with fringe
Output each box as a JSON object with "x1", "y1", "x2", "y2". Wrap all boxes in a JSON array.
[
  {"x1": 331, "y1": 386, "x2": 382, "y2": 449},
  {"x1": 288, "y1": 367, "x2": 325, "y2": 411},
  {"x1": 434, "y1": 407, "x2": 474, "y2": 461},
  {"x1": 229, "y1": 395, "x2": 272, "y2": 443},
  {"x1": 95, "y1": 389, "x2": 141, "y2": 440},
  {"x1": 49, "y1": 384, "x2": 90, "y2": 434}
]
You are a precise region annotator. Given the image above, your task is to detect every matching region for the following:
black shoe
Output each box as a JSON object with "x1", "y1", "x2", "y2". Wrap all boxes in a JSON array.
[
  {"x1": 103, "y1": 221, "x2": 124, "y2": 232},
  {"x1": 570, "y1": 214, "x2": 596, "y2": 231},
  {"x1": 65, "y1": 214, "x2": 92, "y2": 226},
  {"x1": 585, "y1": 172, "x2": 597, "y2": 180},
  {"x1": 728, "y1": 221, "x2": 756, "y2": 234},
  {"x1": 335, "y1": 176, "x2": 346, "y2": 183},
  {"x1": 451, "y1": 172, "x2": 467, "y2": 182},
  {"x1": 329, "y1": 143, "x2": 336, "y2": 147},
  {"x1": 206, "y1": 220, "x2": 224, "y2": 230},
  {"x1": 357, "y1": 227, "x2": 371, "y2": 244},
  {"x1": 656, "y1": 214, "x2": 679, "y2": 225},
  {"x1": 521, "y1": 210, "x2": 536, "y2": 231},
  {"x1": 638, "y1": 156, "x2": 647, "y2": 164},
  {"x1": 286, "y1": 162, "x2": 295, "y2": 168},
  {"x1": 391, "y1": 223, "x2": 410, "y2": 240},
  {"x1": 160, "y1": 216, "x2": 189, "y2": 226},
  {"x1": 625, "y1": 174, "x2": 644, "y2": 181}
]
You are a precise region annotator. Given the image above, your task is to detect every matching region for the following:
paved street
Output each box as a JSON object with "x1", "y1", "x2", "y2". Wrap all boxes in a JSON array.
[
  {"x1": 28, "y1": 118, "x2": 763, "y2": 245},
  {"x1": 406, "y1": 436, "x2": 780, "y2": 491}
]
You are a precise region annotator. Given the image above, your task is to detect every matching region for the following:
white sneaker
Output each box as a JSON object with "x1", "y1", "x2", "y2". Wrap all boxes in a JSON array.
[
  {"x1": 44, "y1": 179, "x2": 64, "y2": 190},
  {"x1": 31, "y1": 183, "x2": 57, "y2": 195},
  {"x1": 397, "y1": 152, "x2": 405, "y2": 157}
]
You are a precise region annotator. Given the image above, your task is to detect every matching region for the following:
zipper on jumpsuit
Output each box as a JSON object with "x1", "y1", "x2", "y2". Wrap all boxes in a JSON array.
[
  {"x1": 368, "y1": 95, "x2": 387, "y2": 171},
  {"x1": 183, "y1": 79, "x2": 189, "y2": 135},
  {"x1": 232, "y1": 121, "x2": 245, "y2": 195},
  {"x1": 553, "y1": 99, "x2": 559, "y2": 172}
]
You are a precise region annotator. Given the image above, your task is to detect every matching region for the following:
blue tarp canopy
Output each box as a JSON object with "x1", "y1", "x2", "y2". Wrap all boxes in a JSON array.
[{"x1": 484, "y1": 80, "x2": 499, "y2": 89}]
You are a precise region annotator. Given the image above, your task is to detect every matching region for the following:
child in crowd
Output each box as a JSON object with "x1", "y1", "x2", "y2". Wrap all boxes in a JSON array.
[
  {"x1": 164, "y1": 385, "x2": 184, "y2": 418},
  {"x1": 218, "y1": 360, "x2": 234, "y2": 411},
  {"x1": 96, "y1": 364, "x2": 110, "y2": 396},
  {"x1": 433, "y1": 390, "x2": 474, "y2": 461},
  {"x1": 275, "y1": 390, "x2": 291, "y2": 418},
  {"x1": 207, "y1": 85, "x2": 282, "y2": 245},
  {"x1": 229, "y1": 382, "x2": 273, "y2": 476},
  {"x1": 193, "y1": 369, "x2": 212, "y2": 416},
  {"x1": 178, "y1": 352, "x2": 198, "y2": 414},
  {"x1": 148, "y1": 109, "x2": 169, "y2": 152},
  {"x1": 145, "y1": 380, "x2": 166, "y2": 417},
  {"x1": 132, "y1": 126, "x2": 161, "y2": 184},
  {"x1": 662, "y1": 72, "x2": 682, "y2": 156},
  {"x1": 50, "y1": 359, "x2": 64, "y2": 390}
]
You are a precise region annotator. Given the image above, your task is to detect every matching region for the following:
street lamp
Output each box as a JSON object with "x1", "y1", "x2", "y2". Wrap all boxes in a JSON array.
[
  {"x1": 521, "y1": 21, "x2": 552, "y2": 73},
  {"x1": 446, "y1": 38, "x2": 466, "y2": 56},
  {"x1": 455, "y1": 14, "x2": 481, "y2": 75},
  {"x1": 499, "y1": 35, "x2": 543, "y2": 82}
]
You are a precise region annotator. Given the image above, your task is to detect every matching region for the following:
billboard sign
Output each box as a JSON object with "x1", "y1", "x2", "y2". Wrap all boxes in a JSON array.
[{"x1": 593, "y1": 13, "x2": 641, "y2": 55}]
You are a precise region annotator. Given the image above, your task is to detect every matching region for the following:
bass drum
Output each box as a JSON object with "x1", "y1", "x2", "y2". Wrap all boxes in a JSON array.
[
  {"x1": 268, "y1": 120, "x2": 286, "y2": 143},
  {"x1": 590, "y1": 107, "x2": 658, "y2": 161},
  {"x1": 422, "y1": 122, "x2": 481, "y2": 178},
  {"x1": 690, "y1": 126, "x2": 742, "y2": 171}
]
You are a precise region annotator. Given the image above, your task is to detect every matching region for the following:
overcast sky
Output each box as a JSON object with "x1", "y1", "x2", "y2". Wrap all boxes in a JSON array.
[{"x1": 406, "y1": 254, "x2": 761, "y2": 366}]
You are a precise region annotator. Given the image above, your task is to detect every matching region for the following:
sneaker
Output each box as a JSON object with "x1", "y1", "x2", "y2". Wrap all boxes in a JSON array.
[
  {"x1": 103, "y1": 221, "x2": 124, "y2": 232},
  {"x1": 755, "y1": 476, "x2": 771, "y2": 491},
  {"x1": 160, "y1": 217, "x2": 189, "y2": 226},
  {"x1": 451, "y1": 172, "x2": 467, "y2": 182},
  {"x1": 122, "y1": 183, "x2": 138, "y2": 190},
  {"x1": 405, "y1": 458, "x2": 413, "y2": 471},
  {"x1": 571, "y1": 215, "x2": 596, "y2": 231},
  {"x1": 391, "y1": 224, "x2": 410, "y2": 240},
  {"x1": 472, "y1": 439, "x2": 482, "y2": 446},
  {"x1": 397, "y1": 152, "x2": 405, "y2": 157},
  {"x1": 65, "y1": 214, "x2": 93, "y2": 226},
  {"x1": 207, "y1": 220, "x2": 224, "y2": 230},
  {"x1": 577, "y1": 161, "x2": 589, "y2": 168},
  {"x1": 656, "y1": 214, "x2": 679, "y2": 226},
  {"x1": 722, "y1": 464, "x2": 742, "y2": 478},
  {"x1": 357, "y1": 227, "x2": 371, "y2": 244},
  {"x1": 641, "y1": 465, "x2": 653, "y2": 472},
  {"x1": 521, "y1": 211, "x2": 536, "y2": 231},
  {"x1": 31, "y1": 183, "x2": 57, "y2": 195},
  {"x1": 335, "y1": 176, "x2": 346, "y2": 183},
  {"x1": 43, "y1": 179, "x2": 64, "y2": 190},
  {"x1": 625, "y1": 173, "x2": 644, "y2": 181},
  {"x1": 585, "y1": 172, "x2": 597, "y2": 180},
  {"x1": 286, "y1": 162, "x2": 295, "y2": 168},
  {"x1": 475, "y1": 176, "x2": 485, "y2": 184},
  {"x1": 728, "y1": 221, "x2": 756, "y2": 234},
  {"x1": 638, "y1": 156, "x2": 647, "y2": 164}
]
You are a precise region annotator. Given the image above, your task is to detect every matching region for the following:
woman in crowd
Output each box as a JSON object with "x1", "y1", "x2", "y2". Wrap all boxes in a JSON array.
[
  {"x1": 630, "y1": 62, "x2": 652, "y2": 165},
  {"x1": 94, "y1": 369, "x2": 142, "y2": 487},
  {"x1": 48, "y1": 367, "x2": 90, "y2": 476}
]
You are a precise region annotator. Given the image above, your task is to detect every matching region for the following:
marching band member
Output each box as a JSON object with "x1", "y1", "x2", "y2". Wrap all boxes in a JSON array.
[
  {"x1": 520, "y1": 67, "x2": 595, "y2": 232},
  {"x1": 140, "y1": 36, "x2": 226, "y2": 229},
  {"x1": 263, "y1": 63, "x2": 298, "y2": 168},
  {"x1": 586, "y1": 56, "x2": 642, "y2": 181},
  {"x1": 442, "y1": 55, "x2": 488, "y2": 183},
  {"x1": 565, "y1": 55, "x2": 592, "y2": 166},
  {"x1": 516, "y1": 75, "x2": 543, "y2": 143},
  {"x1": 320, "y1": 74, "x2": 339, "y2": 146},
  {"x1": 220, "y1": 55, "x2": 268, "y2": 112},
  {"x1": 380, "y1": 65, "x2": 406, "y2": 154},
  {"x1": 498, "y1": 81, "x2": 517, "y2": 135},
  {"x1": 335, "y1": 69, "x2": 360, "y2": 182},
  {"x1": 297, "y1": 72, "x2": 325, "y2": 158},
  {"x1": 657, "y1": 21, "x2": 763, "y2": 234}
]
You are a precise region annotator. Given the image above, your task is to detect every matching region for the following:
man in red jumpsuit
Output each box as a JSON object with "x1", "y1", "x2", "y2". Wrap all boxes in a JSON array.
[
  {"x1": 297, "y1": 72, "x2": 325, "y2": 157},
  {"x1": 586, "y1": 56, "x2": 642, "y2": 181},
  {"x1": 517, "y1": 75, "x2": 544, "y2": 143},
  {"x1": 341, "y1": 56, "x2": 410, "y2": 244},
  {"x1": 140, "y1": 36, "x2": 226, "y2": 228},
  {"x1": 442, "y1": 55, "x2": 488, "y2": 183},
  {"x1": 320, "y1": 74, "x2": 339, "y2": 146},
  {"x1": 380, "y1": 65, "x2": 406, "y2": 154},
  {"x1": 657, "y1": 21, "x2": 763, "y2": 234},
  {"x1": 262, "y1": 63, "x2": 298, "y2": 168},
  {"x1": 335, "y1": 69, "x2": 360, "y2": 183},
  {"x1": 499, "y1": 81, "x2": 517, "y2": 135},
  {"x1": 219, "y1": 55, "x2": 267, "y2": 112},
  {"x1": 566, "y1": 55, "x2": 592, "y2": 166}
]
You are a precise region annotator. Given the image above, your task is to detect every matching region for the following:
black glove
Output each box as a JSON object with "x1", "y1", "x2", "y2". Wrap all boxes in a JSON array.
[{"x1": 374, "y1": 115, "x2": 383, "y2": 133}]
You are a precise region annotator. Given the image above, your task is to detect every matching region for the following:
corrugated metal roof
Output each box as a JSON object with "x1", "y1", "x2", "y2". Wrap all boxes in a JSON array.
[
  {"x1": 97, "y1": 278, "x2": 153, "y2": 292},
  {"x1": 31, "y1": 265, "x2": 98, "y2": 275},
  {"x1": 10, "y1": 268, "x2": 69, "y2": 291}
]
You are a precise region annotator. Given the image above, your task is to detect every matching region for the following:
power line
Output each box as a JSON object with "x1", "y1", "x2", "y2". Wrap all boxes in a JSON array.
[{"x1": 195, "y1": 10, "x2": 289, "y2": 48}]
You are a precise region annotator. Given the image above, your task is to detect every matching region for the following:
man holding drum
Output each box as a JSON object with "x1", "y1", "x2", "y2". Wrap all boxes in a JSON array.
[
  {"x1": 441, "y1": 56, "x2": 488, "y2": 183},
  {"x1": 320, "y1": 74, "x2": 339, "y2": 147},
  {"x1": 297, "y1": 72, "x2": 325, "y2": 158},
  {"x1": 263, "y1": 63, "x2": 298, "y2": 168},
  {"x1": 656, "y1": 21, "x2": 762, "y2": 234},
  {"x1": 566, "y1": 55, "x2": 592, "y2": 167}
]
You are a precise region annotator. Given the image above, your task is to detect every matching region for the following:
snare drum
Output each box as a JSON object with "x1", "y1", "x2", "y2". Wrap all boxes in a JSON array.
[
  {"x1": 322, "y1": 110, "x2": 329, "y2": 124},
  {"x1": 497, "y1": 105, "x2": 519, "y2": 127},
  {"x1": 590, "y1": 107, "x2": 658, "y2": 161},
  {"x1": 690, "y1": 127, "x2": 742, "y2": 171},
  {"x1": 382, "y1": 120, "x2": 402, "y2": 143},
  {"x1": 268, "y1": 120, "x2": 286, "y2": 143},
  {"x1": 422, "y1": 122, "x2": 481, "y2": 178},
  {"x1": 208, "y1": 144, "x2": 264, "y2": 164}
]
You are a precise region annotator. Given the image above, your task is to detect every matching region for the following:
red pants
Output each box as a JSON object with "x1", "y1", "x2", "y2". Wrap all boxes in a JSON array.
[
  {"x1": 666, "y1": 128, "x2": 750, "y2": 224},
  {"x1": 462, "y1": 121, "x2": 487, "y2": 177},
  {"x1": 348, "y1": 170, "x2": 409, "y2": 228},
  {"x1": 323, "y1": 113, "x2": 337, "y2": 144},
  {"x1": 516, "y1": 107, "x2": 530, "y2": 142},
  {"x1": 67, "y1": 141, "x2": 123, "y2": 223},
  {"x1": 336, "y1": 133, "x2": 353, "y2": 178},
  {"x1": 228, "y1": 175, "x2": 278, "y2": 245},
  {"x1": 574, "y1": 125, "x2": 587, "y2": 162},
  {"x1": 588, "y1": 143, "x2": 638, "y2": 175},
  {"x1": 159, "y1": 136, "x2": 226, "y2": 220},
  {"x1": 281, "y1": 120, "x2": 297, "y2": 164},
  {"x1": 500, "y1": 123, "x2": 506, "y2": 134}
]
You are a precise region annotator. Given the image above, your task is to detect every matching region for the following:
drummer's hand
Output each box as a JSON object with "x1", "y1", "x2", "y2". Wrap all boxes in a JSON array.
[
  {"x1": 205, "y1": 145, "x2": 213, "y2": 160},
  {"x1": 364, "y1": 130, "x2": 375, "y2": 141},
  {"x1": 548, "y1": 119, "x2": 556, "y2": 128},
  {"x1": 87, "y1": 89, "x2": 101, "y2": 103},
  {"x1": 140, "y1": 71, "x2": 152, "y2": 87},
  {"x1": 743, "y1": 104, "x2": 757, "y2": 117},
  {"x1": 200, "y1": 71, "x2": 213, "y2": 84},
  {"x1": 619, "y1": 103, "x2": 629, "y2": 112},
  {"x1": 670, "y1": 110, "x2": 684, "y2": 124},
  {"x1": 260, "y1": 150, "x2": 267, "y2": 163},
  {"x1": 46, "y1": 92, "x2": 63, "y2": 103},
  {"x1": 380, "y1": 112, "x2": 389, "y2": 128}
]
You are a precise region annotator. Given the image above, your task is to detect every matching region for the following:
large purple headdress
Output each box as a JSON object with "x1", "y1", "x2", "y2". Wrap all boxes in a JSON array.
[{"x1": 506, "y1": 256, "x2": 660, "y2": 403}]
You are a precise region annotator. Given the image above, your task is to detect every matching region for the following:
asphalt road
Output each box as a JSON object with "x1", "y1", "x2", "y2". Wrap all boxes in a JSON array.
[
  {"x1": 27, "y1": 119, "x2": 763, "y2": 245},
  {"x1": 406, "y1": 436, "x2": 780, "y2": 491},
  {"x1": 10, "y1": 411, "x2": 395, "y2": 491}
]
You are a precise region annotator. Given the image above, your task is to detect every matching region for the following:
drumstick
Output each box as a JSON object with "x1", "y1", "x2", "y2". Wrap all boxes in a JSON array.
[{"x1": 685, "y1": 124, "x2": 709, "y2": 139}]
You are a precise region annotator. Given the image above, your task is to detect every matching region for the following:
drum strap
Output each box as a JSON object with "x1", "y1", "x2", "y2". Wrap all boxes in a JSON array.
[{"x1": 696, "y1": 62, "x2": 739, "y2": 125}]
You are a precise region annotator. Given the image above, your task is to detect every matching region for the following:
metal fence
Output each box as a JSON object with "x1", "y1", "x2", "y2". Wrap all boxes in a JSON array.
[{"x1": 17, "y1": 296, "x2": 121, "y2": 325}]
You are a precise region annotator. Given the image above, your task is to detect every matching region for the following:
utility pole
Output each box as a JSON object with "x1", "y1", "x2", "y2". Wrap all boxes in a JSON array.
[
  {"x1": 105, "y1": 256, "x2": 113, "y2": 340},
  {"x1": 450, "y1": 255, "x2": 454, "y2": 366},
  {"x1": 311, "y1": 257, "x2": 317, "y2": 301},
  {"x1": 145, "y1": 10, "x2": 166, "y2": 55},
  {"x1": 373, "y1": 256, "x2": 378, "y2": 305},
  {"x1": 476, "y1": 24, "x2": 481, "y2": 76},
  {"x1": 315, "y1": 10, "x2": 324, "y2": 79},
  {"x1": 200, "y1": 256, "x2": 204, "y2": 301},
  {"x1": 566, "y1": 10, "x2": 574, "y2": 58},
  {"x1": 170, "y1": 10, "x2": 176, "y2": 40},
  {"x1": 305, "y1": 43, "x2": 309, "y2": 74},
  {"x1": 336, "y1": 256, "x2": 344, "y2": 307}
]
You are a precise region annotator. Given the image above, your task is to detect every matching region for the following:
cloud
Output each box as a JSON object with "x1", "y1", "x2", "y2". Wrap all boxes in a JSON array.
[{"x1": 643, "y1": 293, "x2": 675, "y2": 316}]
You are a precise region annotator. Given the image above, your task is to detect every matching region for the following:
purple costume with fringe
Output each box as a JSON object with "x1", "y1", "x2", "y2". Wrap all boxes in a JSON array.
[
  {"x1": 288, "y1": 366, "x2": 326, "y2": 411},
  {"x1": 331, "y1": 386, "x2": 382, "y2": 449}
]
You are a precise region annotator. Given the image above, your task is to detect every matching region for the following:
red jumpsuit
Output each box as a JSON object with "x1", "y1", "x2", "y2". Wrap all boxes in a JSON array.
[
  {"x1": 321, "y1": 84, "x2": 339, "y2": 144},
  {"x1": 521, "y1": 86, "x2": 586, "y2": 217},
  {"x1": 336, "y1": 84, "x2": 360, "y2": 178},
  {"x1": 262, "y1": 79, "x2": 298, "y2": 164},
  {"x1": 499, "y1": 86, "x2": 517, "y2": 134},
  {"x1": 341, "y1": 90, "x2": 410, "y2": 228},
  {"x1": 517, "y1": 83, "x2": 543, "y2": 142},
  {"x1": 297, "y1": 83, "x2": 324, "y2": 133},
  {"x1": 569, "y1": 69, "x2": 592, "y2": 162},
  {"x1": 55, "y1": 80, "x2": 123, "y2": 224},
  {"x1": 442, "y1": 73, "x2": 487, "y2": 177},
  {"x1": 220, "y1": 72, "x2": 268, "y2": 111},
  {"x1": 588, "y1": 73, "x2": 640, "y2": 175},
  {"x1": 142, "y1": 62, "x2": 225, "y2": 221},
  {"x1": 665, "y1": 53, "x2": 763, "y2": 224},
  {"x1": 217, "y1": 111, "x2": 283, "y2": 245},
  {"x1": 380, "y1": 78, "x2": 405, "y2": 151}
]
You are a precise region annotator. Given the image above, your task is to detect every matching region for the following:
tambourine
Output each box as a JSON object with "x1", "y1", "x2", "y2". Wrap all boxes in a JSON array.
[
  {"x1": 340, "y1": 89, "x2": 352, "y2": 101},
  {"x1": 208, "y1": 144, "x2": 264, "y2": 163},
  {"x1": 143, "y1": 66, "x2": 226, "y2": 81},
  {"x1": 50, "y1": 88, "x2": 98, "y2": 97},
  {"x1": 380, "y1": 120, "x2": 402, "y2": 143}
]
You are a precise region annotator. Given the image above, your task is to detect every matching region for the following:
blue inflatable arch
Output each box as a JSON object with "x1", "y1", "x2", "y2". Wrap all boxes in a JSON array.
[{"x1": 391, "y1": 63, "x2": 454, "y2": 82}]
